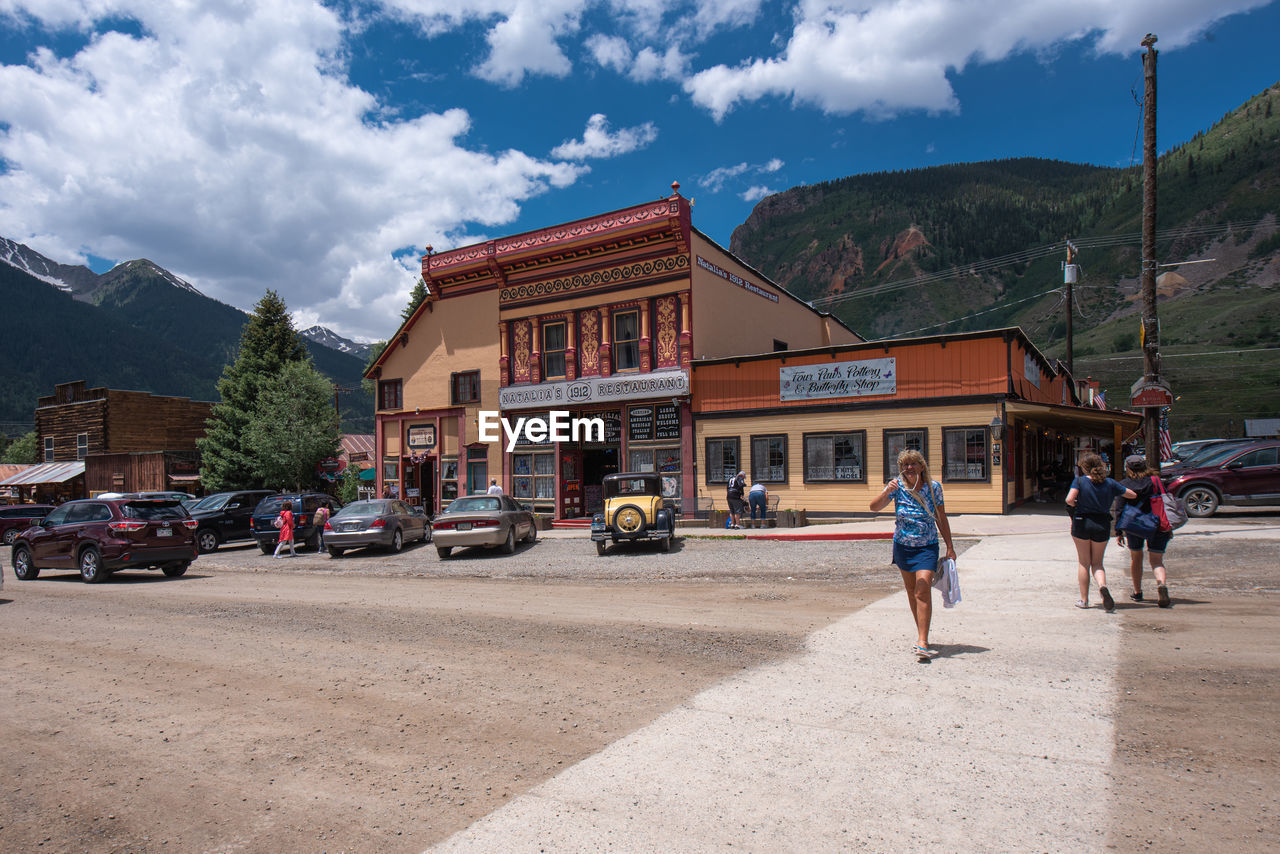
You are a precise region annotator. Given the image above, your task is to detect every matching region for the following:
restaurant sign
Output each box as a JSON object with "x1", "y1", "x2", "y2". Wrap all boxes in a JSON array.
[
  {"x1": 499, "y1": 370, "x2": 689, "y2": 411},
  {"x1": 779, "y1": 358, "x2": 896, "y2": 401}
]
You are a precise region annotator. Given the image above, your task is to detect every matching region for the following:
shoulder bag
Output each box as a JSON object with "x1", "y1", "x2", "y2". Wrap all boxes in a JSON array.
[
  {"x1": 1151, "y1": 476, "x2": 1187, "y2": 530},
  {"x1": 1117, "y1": 502, "x2": 1161, "y2": 537}
]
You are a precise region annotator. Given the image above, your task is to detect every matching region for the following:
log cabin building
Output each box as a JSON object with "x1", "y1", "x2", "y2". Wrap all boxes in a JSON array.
[
  {"x1": 34, "y1": 380, "x2": 214, "y2": 498},
  {"x1": 368, "y1": 185, "x2": 1141, "y2": 518}
]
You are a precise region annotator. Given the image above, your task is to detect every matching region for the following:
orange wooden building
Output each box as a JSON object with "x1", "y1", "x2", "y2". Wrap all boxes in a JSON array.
[{"x1": 693, "y1": 329, "x2": 1140, "y2": 515}]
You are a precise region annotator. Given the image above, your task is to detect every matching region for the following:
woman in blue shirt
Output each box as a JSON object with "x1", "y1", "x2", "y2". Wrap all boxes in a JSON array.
[
  {"x1": 870, "y1": 449, "x2": 956, "y2": 658},
  {"x1": 1065, "y1": 453, "x2": 1136, "y2": 612}
]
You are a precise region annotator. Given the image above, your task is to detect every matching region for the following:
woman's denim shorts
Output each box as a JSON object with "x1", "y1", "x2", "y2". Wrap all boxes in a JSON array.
[
  {"x1": 893, "y1": 541, "x2": 939, "y2": 574},
  {"x1": 1125, "y1": 530, "x2": 1172, "y2": 553}
]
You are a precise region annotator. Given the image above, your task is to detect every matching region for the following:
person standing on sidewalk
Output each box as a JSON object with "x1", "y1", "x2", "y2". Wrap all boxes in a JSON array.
[
  {"x1": 1113, "y1": 454, "x2": 1173, "y2": 608},
  {"x1": 1065, "y1": 453, "x2": 1135, "y2": 612},
  {"x1": 869, "y1": 449, "x2": 956, "y2": 658},
  {"x1": 726, "y1": 470, "x2": 747, "y2": 529},
  {"x1": 747, "y1": 481, "x2": 768, "y2": 529}
]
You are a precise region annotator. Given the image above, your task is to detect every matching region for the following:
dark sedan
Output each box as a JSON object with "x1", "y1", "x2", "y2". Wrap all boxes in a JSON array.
[
  {"x1": 431, "y1": 494, "x2": 535, "y2": 559},
  {"x1": 323, "y1": 499, "x2": 430, "y2": 557}
]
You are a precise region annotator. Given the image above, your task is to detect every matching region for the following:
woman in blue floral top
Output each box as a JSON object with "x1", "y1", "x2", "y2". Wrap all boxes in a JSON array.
[{"x1": 870, "y1": 449, "x2": 956, "y2": 658}]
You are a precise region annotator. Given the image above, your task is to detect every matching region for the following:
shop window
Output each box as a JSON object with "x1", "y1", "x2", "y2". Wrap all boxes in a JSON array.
[
  {"x1": 542, "y1": 321, "x2": 567, "y2": 379},
  {"x1": 512, "y1": 451, "x2": 555, "y2": 507},
  {"x1": 613, "y1": 310, "x2": 640, "y2": 371},
  {"x1": 751, "y1": 435, "x2": 788, "y2": 483},
  {"x1": 440, "y1": 457, "x2": 459, "y2": 502},
  {"x1": 451, "y1": 371, "x2": 480, "y2": 405},
  {"x1": 803, "y1": 431, "x2": 866, "y2": 482},
  {"x1": 76, "y1": 433, "x2": 88, "y2": 460},
  {"x1": 628, "y1": 447, "x2": 682, "y2": 506},
  {"x1": 378, "y1": 379, "x2": 402, "y2": 410},
  {"x1": 705, "y1": 437, "x2": 739, "y2": 484},
  {"x1": 942, "y1": 427, "x2": 990, "y2": 481},
  {"x1": 884, "y1": 429, "x2": 928, "y2": 481},
  {"x1": 44, "y1": 436, "x2": 54, "y2": 462}
]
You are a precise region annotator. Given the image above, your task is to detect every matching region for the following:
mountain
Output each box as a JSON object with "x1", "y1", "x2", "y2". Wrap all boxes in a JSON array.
[
  {"x1": 0, "y1": 244, "x2": 374, "y2": 435},
  {"x1": 730, "y1": 81, "x2": 1280, "y2": 439},
  {"x1": 301, "y1": 325, "x2": 373, "y2": 360}
]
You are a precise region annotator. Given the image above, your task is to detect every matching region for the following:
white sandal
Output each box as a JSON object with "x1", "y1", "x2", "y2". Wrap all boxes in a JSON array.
[{"x1": 1074, "y1": 600, "x2": 1089, "y2": 609}]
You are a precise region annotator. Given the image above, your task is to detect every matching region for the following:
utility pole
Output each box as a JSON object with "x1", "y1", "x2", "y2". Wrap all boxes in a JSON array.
[
  {"x1": 1064, "y1": 240, "x2": 1078, "y2": 377},
  {"x1": 1131, "y1": 32, "x2": 1171, "y2": 473}
]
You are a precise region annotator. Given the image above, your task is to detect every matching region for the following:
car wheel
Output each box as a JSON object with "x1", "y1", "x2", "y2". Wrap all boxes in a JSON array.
[
  {"x1": 259, "y1": 542, "x2": 274, "y2": 555},
  {"x1": 79, "y1": 547, "x2": 107, "y2": 583},
  {"x1": 595, "y1": 540, "x2": 607, "y2": 556},
  {"x1": 388, "y1": 529, "x2": 403, "y2": 553},
  {"x1": 659, "y1": 534, "x2": 671, "y2": 553},
  {"x1": 423, "y1": 524, "x2": 432, "y2": 544},
  {"x1": 196, "y1": 528, "x2": 220, "y2": 554},
  {"x1": 2, "y1": 528, "x2": 18, "y2": 545},
  {"x1": 501, "y1": 526, "x2": 516, "y2": 555},
  {"x1": 613, "y1": 504, "x2": 646, "y2": 534},
  {"x1": 162, "y1": 561, "x2": 190, "y2": 577},
  {"x1": 436, "y1": 545, "x2": 452, "y2": 559},
  {"x1": 1181, "y1": 486, "x2": 1220, "y2": 517},
  {"x1": 523, "y1": 524, "x2": 537, "y2": 544},
  {"x1": 12, "y1": 545, "x2": 38, "y2": 580},
  {"x1": 328, "y1": 546, "x2": 345, "y2": 558}
]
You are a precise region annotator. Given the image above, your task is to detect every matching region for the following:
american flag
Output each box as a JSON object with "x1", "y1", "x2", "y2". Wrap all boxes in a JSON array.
[{"x1": 1159, "y1": 407, "x2": 1173, "y2": 462}]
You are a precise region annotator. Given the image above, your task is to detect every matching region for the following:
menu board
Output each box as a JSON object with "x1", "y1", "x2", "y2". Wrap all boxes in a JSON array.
[
  {"x1": 628, "y1": 406, "x2": 654, "y2": 442},
  {"x1": 602, "y1": 410, "x2": 622, "y2": 445},
  {"x1": 655, "y1": 403, "x2": 681, "y2": 440}
]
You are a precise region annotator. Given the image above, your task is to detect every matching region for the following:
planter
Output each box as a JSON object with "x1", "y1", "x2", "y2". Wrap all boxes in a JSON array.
[
  {"x1": 796, "y1": 509, "x2": 808, "y2": 527},
  {"x1": 533, "y1": 514, "x2": 554, "y2": 530},
  {"x1": 776, "y1": 510, "x2": 795, "y2": 528}
]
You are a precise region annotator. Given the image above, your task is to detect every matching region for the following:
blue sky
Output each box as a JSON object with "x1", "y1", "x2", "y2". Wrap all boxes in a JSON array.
[{"x1": 0, "y1": 0, "x2": 1276, "y2": 343}]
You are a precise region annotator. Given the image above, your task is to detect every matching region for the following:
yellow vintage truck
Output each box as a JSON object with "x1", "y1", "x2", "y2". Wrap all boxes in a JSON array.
[{"x1": 590, "y1": 472, "x2": 676, "y2": 556}]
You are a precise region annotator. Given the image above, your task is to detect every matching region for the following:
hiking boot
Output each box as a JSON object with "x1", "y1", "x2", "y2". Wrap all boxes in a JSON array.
[
  {"x1": 1157, "y1": 585, "x2": 1171, "y2": 608},
  {"x1": 1100, "y1": 586, "x2": 1115, "y2": 613}
]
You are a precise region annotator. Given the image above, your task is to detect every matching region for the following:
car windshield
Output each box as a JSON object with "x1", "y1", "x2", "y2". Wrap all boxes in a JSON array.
[
  {"x1": 1189, "y1": 443, "x2": 1253, "y2": 468},
  {"x1": 337, "y1": 500, "x2": 387, "y2": 516},
  {"x1": 445, "y1": 497, "x2": 500, "y2": 514},
  {"x1": 256, "y1": 496, "x2": 297, "y2": 514},
  {"x1": 193, "y1": 494, "x2": 231, "y2": 511},
  {"x1": 122, "y1": 501, "x2": 187, "y2": 520},
  {"x1": 607, "y1": 477, "x2": 657, "y2": 497}
]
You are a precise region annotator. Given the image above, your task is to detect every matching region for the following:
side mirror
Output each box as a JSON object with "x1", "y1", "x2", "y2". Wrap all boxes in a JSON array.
[
  {"x1": 1225, "y1": 460, "x2": 1244, "y2": 470},
  {"x1": 227, "y1": 503, "x2": 240, "y2": 509}
]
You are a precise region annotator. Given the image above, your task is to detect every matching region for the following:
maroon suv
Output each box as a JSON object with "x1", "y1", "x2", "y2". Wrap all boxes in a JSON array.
[
  {"x1": 11, "y1": 498, "x2": 198, "y2": 583},
  {"x1": 1164, "y1": 439, "x2": 1280, "y2": 517},
  {"x1": 0, "y1": 504, "x2": 54, "y2": 545}
]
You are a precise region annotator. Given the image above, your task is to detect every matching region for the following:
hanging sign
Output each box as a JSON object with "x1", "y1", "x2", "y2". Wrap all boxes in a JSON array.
[{"x1": 407, "y1": 424, "x2": 437, "y2": 449}]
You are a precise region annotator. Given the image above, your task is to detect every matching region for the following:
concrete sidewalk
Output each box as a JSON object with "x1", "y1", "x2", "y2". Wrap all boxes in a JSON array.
[{"x1": 431, "y1": 528, "x2": 1124, "y2": 852}]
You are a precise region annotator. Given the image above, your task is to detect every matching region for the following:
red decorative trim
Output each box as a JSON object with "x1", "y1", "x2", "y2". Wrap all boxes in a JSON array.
[
  {"x1": 500, "y1": 255, "x2": 688, "y2": 306},
  {"x1": 578, "y1": 310, "x2": 600, "y2": 377},
  {"x1": 654, "y1": 295, "x2": 679, "y2": 369},
  {"x1": 512, "y1": 321, "x2": 531, "y2": 383}
]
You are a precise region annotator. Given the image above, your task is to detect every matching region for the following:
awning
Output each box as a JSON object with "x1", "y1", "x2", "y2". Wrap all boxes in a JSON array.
[
  {"x1": 168, "y1": 474, "x2": 203, "y2": 483},
  {"x1": 1004, "y1": 402, "x2": 1142, "y2": 437},
  {"x1": 360, "y1": 467, "x2": 376, "y2": 481},
  {"x1": 0, "y1": 461, "x2": 86, "y2": 487}
]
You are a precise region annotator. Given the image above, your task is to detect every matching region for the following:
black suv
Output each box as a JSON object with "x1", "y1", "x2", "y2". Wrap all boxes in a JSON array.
[
  {"x1": 250, "y1": 492, "x2": 342, "y2": 553},
  {"x1": 189, "y1": 489, "x2": 275, "y2": 553}
]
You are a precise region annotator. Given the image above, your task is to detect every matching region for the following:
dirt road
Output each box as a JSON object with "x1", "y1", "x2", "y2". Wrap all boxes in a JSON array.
[
  {"x1": 0, "y1": 538, "x2": 900, "y2": 853},
  {"x1": 1, "y1": 532, "x2": 1275, "y2": 852}
]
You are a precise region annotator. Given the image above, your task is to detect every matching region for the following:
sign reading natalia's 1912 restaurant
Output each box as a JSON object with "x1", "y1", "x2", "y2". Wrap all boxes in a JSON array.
[{"x1": 779, "y1": 358, "x2": 896, "y2": 401}]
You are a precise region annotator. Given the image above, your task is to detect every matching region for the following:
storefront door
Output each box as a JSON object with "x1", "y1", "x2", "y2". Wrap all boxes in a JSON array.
[{"x1": 559, "y1": 450, "x2": 583, "y2": 518}]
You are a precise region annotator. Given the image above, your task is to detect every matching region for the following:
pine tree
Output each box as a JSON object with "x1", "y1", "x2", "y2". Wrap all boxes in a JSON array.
[
  {"x1": 402, "y1": 278, "x2": 429, "y2": 323},
  {"x1": 198, "y1": 290, "x2": 313, "y2": 490}
]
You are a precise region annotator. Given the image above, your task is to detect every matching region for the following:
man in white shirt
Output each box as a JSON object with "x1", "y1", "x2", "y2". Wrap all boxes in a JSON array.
[{"x1": 486, "y1": 479, "x2": 503, "y2": 495}]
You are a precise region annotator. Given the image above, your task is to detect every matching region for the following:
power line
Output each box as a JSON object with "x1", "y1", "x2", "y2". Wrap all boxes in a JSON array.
[
  {"x1": 878, "y1": 288, "x2": 1062, "y2": 338},
  {"x1": 1074, "y1": 345, "x2": 1280, "y2": 361}
]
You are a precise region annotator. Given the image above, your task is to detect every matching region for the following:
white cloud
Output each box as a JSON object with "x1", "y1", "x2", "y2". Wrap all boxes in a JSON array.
[
  {"x1": 740, "y1": 184, "x2": 775, "y2": 202},
  {"x1": 628, "y1": 43, "x2": 692, "y2": 82},
  {"x1": 0, "y1": 0, "x2": 586, "y2": 341},
  {"x1": 683, "y1": 0, "x2": 1270, "y2": 120},
  {"x1": 699, "y1": 158, "x2": 784, "y2": 192},
  {"x1": 550, "y1": 113, "x2": 658, "y2": 159},
  {"x1": 585, "y1": 33, "x2": 632, "y2": 72}
]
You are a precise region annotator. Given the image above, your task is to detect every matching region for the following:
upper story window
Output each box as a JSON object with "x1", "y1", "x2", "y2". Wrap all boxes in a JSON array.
[
  {"x1": 77, "y1": 433, "x2": 88, "y2": 460},
  {"x1": 613, "y1": 309, "x2": 640, "y2": 371},
  {"x1": 44, "y1": 436, "x2": 54, "y2": 462},
  {"x1": 451, "y1": 371, "x2": 480, "y2": 405},
  {"x1": 378, "y1": 379, "x2": 402, "y2": 411},
  {"x1": 542, "y1": 321, "x2": 567, "y2": 379}
]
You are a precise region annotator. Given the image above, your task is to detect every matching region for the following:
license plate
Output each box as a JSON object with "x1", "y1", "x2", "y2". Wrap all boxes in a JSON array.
[
  {"x1": 343, "y1": 522, "x2": 361, "y2": 532},
  {"x1": 157, "y1": 527, "x2": 172, "y2": 537},
  {"x1": 591, "y1": 522, "x2": 605, "y2": 532},
  {"x1": 457, "y1": 522, "x2": 472, "y2": 531}
]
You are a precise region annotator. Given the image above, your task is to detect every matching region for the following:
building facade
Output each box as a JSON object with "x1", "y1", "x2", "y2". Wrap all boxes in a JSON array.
[{"x1": 366, "y1": 185, "x2": 860, "y2": 516}]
